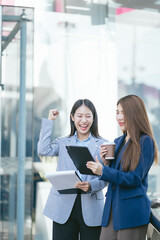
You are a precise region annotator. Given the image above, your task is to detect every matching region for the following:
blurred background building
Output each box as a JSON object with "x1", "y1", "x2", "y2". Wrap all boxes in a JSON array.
[{"x1": 0, "y1": 0, "x2": 160, "y2": 239}]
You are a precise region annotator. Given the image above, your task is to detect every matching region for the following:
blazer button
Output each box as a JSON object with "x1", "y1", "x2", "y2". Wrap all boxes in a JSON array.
[{"x1": 112, "y1": 185, "x2": 116, "y2": 190}]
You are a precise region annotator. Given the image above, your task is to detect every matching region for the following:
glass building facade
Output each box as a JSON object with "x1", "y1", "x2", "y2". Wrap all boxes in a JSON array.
[
  {"x1": 0, "y1": 0, "x2": 160, "y2": 239},
  {"x1": 0, "y1": 5, "x2": 34, "y2": 240}
]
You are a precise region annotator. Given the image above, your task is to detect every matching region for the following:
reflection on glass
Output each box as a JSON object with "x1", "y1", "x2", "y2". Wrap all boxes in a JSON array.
[
  {"x1": 116, "y1": 5, "x2": 160, "y2": 213},
  {"x1": 0, "y1": 5, "x2": 34, "y2": 239}
]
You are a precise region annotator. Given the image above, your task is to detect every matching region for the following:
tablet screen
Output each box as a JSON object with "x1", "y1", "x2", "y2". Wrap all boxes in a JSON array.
[{"x1": 66, "y1": 146, "x2": 96, "y2": 175}]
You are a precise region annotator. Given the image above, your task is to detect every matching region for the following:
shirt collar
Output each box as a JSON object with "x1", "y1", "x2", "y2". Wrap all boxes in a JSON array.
[{"x1": 74, "y1": 131, "x2": 91, "y2": 143}]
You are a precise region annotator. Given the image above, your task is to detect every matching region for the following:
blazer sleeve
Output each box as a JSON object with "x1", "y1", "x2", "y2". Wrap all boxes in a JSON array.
[
  {"x1": 100, "y1": 135, "x2": 155, "y2": 187},
  {"x1": 37, "y1": 118, "x2": 59, "y2": 156},
  {"x1": 89, "y1": 177, "x2": 107, "y2": 193},
  {"x1": 89, "y1": 140, "x2": 108, "y2": 193}
]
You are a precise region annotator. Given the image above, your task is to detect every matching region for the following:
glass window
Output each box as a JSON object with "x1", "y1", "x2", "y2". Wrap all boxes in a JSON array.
[
  {"x1": 114, "y1": 3, "x2": 160, "y2": 214},
  {"x1": 0, "y1": 6, "x2": 34, "y2": 239}
]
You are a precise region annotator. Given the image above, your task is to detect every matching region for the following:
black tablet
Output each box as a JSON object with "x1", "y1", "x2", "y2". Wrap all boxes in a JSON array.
[{"x1": 66, "y1": 146, "x2": 96, "y2": 175}]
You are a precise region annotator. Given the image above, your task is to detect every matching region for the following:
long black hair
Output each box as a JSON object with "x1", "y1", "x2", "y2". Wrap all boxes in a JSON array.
[{"x1": 69, "y1": 99, "x2": 100, "y2": 138}]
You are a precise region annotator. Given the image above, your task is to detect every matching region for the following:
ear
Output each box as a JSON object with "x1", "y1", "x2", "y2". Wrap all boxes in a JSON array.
[{"x1": 71, "y1": 114, "x2": 74, "y2": 121}]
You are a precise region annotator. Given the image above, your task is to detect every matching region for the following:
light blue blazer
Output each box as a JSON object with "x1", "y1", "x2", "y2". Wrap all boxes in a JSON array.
[
  {"x1": 100, "y1": 134, "x2": 155, "y2": 230},
  {"x1": 37, "y1": 118, "x2": 107, "y2": 226}
]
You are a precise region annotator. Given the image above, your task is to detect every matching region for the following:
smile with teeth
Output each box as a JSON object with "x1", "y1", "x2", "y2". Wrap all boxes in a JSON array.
[{"x1": 80, "y1": 124, "x2": 88, "y2": 130}]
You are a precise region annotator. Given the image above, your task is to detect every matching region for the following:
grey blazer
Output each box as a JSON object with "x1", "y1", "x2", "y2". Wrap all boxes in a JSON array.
[{"x1": 37, "y1": 118, "x2": 107, "y2": 226}]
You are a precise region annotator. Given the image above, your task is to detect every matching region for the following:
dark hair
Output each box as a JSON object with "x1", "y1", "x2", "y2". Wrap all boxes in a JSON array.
[
  {"x1": 117, "y1": 94, "x2": 158, "y2": 171},
  {"x1": 69, "y1": 99, "x2": 100, "y2": 138}
]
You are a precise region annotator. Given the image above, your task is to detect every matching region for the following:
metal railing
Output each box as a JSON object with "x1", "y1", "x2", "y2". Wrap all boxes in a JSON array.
[{"x1": 147, "y1": 199, "x2": 160, "y2": 240}]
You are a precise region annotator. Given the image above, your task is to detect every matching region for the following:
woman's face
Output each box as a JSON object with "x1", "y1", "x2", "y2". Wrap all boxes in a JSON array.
[
  {"x1": 71, "y1": 104, "x2": 93, "y2": 140},
  {"x1": 116, "y1": 103, "x2": 127, "y2": 132}
]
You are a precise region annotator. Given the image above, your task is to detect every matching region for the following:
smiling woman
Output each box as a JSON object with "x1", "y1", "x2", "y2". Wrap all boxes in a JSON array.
[
  {"x1": 37, "y1": 98, "x2": 108, "y2": 240},
  {"x1": 69, "y1": 99, "x2": 100, "y2": 139},
  {"x1": 87, "y1": 94, "x2": 159, "y2": 240},
  {"x1": 70, "y1": 105, "x2": 94, "y2": 141}
]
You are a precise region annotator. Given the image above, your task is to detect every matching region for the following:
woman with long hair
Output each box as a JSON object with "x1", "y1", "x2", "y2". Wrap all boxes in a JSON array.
[
  {"x1": 37, "y1": 99, "x2": 107, "y2": 240},
  {"x1": 87, "y1": 94, "x2": 158, "y2": 240}
]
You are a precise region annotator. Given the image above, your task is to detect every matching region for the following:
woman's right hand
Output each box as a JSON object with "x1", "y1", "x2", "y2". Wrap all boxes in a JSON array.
[
  {"x1": 100, "y1": 146, "x2": 108, "y2": 165},
  {"x1": 48, "y1": 109, "x2": 59, "y2": 120}
]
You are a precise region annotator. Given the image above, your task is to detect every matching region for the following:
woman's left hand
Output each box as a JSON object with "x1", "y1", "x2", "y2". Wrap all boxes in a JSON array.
[
  {"x1": 86, "y1": 156, "x2": 103, "y2": 176},
  {"x1": 75, "y1": 181, "x2": 91, "y2": 192}
]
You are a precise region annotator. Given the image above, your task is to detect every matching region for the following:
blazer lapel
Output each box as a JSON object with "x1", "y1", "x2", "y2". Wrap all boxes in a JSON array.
[
  {"x1": 67, "y1": 135, "x2": 76, "y2": 145},
  {"x1": 87, "y1": 135, "x2": 99, "y2": 158},
  {"x1": 114, "y1": 134, "x2": 125, "y2": 169}
]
